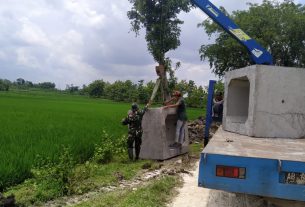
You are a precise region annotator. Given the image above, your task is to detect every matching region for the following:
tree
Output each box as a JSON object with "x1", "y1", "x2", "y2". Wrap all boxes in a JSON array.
[
  {"x1": 0, "y1": 79, "x2": 10, "y2": 91},
  {"x1": 65, "y1": 84, "x2": 79, "y2": 94},
  {"x1": 16, "y1": 78, "x2": 25, "y2": 85},
  {"x1": 137, "y1": 80, "x2": 149, "y2": 103},
  {"x1": 38, "y1": 82, "x2": 56, "y2": 89},
  {"x1": 127, "y1": 0, "x2": 193, "y2": 101},
  {"x1": 128, "y1": 0, "x2": 192, "y2": 64},
  {"x1": 175, "y1": 79, "x2": 207, "y2": 107},
  {"x1": 199, "y1": 0, "x2": 305, "y2": 77},
  {"x1": 25, "y1": 81, "x2": 33, "y2": 87},
  {"x1": 214, "y1": 80, "x2": 224, "y2": 94},
  {"x1": 187, "y1": 80, "x2": 196, "y2": 95},
  {"x1": 86, "y1": 77, "x2": 207, "y2": 107},
  {"x1": 186, "y1": 85, "x2": 206, "y2": 108},
  {"x1": 104, "y1": 80, "x2": 137, "y2": 102},
  {"x1": 175, "y1": 80, "x2": 189, "y2": 95},
  {"x1": 87, "y1": 80, "x2": 106, "y2": 98}
]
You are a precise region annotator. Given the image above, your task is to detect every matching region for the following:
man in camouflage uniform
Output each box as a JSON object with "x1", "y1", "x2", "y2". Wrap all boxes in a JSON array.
[{"x1": 122, "y1": 103, "x2": 148, "y2": 161}]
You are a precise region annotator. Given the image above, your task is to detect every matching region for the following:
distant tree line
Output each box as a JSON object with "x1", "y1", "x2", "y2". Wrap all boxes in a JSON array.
[
  {"x1": 0, "y1": 78, "x2": 56, "y2": 91},
  {"x1": 81, "y1": 79, "x2": 210, "y2": 108},
  {"x1": 1, "y1": 77, "x2": 224, "y2": 108}
]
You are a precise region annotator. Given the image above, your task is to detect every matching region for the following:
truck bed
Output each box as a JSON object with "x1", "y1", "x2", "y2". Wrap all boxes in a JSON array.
[
  {"x1": 204, "y1": 127, "x2": 305, "y2": 162},
  {"x1": 198, "y1": 127, "x2": 305, "y2": 202}
]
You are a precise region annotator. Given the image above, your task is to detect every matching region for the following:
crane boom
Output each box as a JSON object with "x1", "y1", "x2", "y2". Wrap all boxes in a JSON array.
[{"x1": 192, "y1": 0, "x2": 273, "y2": 65}]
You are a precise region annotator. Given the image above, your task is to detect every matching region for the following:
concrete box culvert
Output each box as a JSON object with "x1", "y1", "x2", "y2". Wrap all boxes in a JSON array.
[
  {"x1": 223, "y1": 65, "x2": 305, "y2": 138},
  {"x1": 227, "y1": 76, "x2": 250, "y2": 124},
  {"x1": 140, "y1": 107, "x2": 189, "y2": 160}
]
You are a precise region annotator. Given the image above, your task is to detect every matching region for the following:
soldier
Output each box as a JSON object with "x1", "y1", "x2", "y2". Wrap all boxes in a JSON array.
[{"x1": 122, "y1": 103, "x2": 149, "y2": 161}]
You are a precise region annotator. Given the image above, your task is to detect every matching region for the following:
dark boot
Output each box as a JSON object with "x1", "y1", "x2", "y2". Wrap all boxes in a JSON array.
[
  {"x1": 135, "y1": 146, "x2": 141, "y2": 160},
  {"x1": 128, "y1": 148, "x2": 134, "y2": 161}
]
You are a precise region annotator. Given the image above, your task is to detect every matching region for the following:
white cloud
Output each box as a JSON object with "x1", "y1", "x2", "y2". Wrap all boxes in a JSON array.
[
  {"x1": 0, "y1": 0, "x2": 303, "y2": 89},
  {"x1": 17, "y1": 17, "x2": 50, "y2": 47},
  {"x1": 192, "y1": 7, "x2": 209, "y2": 20},
  {"x1": 53, "y1": 30, "x2": 84, "y2": 54},
  {"x1": 173, "y1": 59, "x2": 217, "y2": 87},
  {"x1": 16, "y1": 48, "x2": 41, "y2": 69},
  {"x1": 0, "y1": 51, "x2": 6, "y2": 60},
  {"x1": 110, "y1": 2, "x2": 128, "y2": 20},
  {"x1": 64, "y1": 0, "x2": 106, "y2": 28}
]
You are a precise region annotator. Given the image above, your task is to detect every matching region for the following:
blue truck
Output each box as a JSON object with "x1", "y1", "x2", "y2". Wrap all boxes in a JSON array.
[{"x1": 191, "y1": 0, "x2": 305, "y2": 202}]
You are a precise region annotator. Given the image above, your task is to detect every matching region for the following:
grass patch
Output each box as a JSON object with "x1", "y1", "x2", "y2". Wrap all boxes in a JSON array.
[
  {"x1": 5, "y1": 158, "x2": 150, "y2": 206},
  {"x1": 76, "y1": 176, "x2": 181, "y2": 207},
  {"x1": 187, "y1": 107, "x2": 205, "y2": 120},
  {"x1": 189, "y1": 143, "x2": 204, "y2": 159}
]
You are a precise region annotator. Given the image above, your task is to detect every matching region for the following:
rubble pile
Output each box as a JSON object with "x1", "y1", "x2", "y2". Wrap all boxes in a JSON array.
[
  {"x1": 187, "y1": 117, "x2": 205, "y2": 143},
  {"x1": 187, "y1": 117, "x2": 220, "y2": 144}
]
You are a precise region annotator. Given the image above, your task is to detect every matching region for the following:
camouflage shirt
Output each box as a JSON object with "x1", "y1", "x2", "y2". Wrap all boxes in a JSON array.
[{"x1": 122, "y1": 107, "x2": 147, "y2": 135}]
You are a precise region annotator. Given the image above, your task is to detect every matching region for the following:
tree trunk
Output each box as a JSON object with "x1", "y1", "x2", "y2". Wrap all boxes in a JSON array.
[{"x1": 155, "y1": 64, "x2": 171, "y2": 102}]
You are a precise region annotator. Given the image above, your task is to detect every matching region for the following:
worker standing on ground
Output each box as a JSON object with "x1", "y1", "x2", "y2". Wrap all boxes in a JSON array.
[
  {"x1": 164, "y1": 91, "x2": 187, "y2": 148},
  {"x1": 122, "y1": 103, "x2": 149, "y2": 161}
]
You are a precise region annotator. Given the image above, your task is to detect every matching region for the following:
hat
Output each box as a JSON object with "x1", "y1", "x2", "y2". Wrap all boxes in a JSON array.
[{"x1": 131, "y1": 103, "x2": 139, "y2": 111}]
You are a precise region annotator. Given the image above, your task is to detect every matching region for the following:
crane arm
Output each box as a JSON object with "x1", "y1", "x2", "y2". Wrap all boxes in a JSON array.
[{"x1": 192, "y1": 0, "x2": 273, "y2": 65}]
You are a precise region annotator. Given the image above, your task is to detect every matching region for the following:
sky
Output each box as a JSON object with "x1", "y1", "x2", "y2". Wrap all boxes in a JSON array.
[{"x1": 0, "y1": 0, "x2": 304, "y2": 89}]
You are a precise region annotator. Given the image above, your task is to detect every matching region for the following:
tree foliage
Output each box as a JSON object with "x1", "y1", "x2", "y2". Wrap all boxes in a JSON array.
[
  {"x1": 176, "y1": 80, "x2": 207, "y2": 108},
  {"x1": 199, "y1": 0, "x2": 305, "y2": 76},
  {"x1": 65, "y1": 84, "x2": 79, "y2": 94},
  {"x1": 127, "y1": 0, "x2": 192, "y2": 64},
  {"x1": 105, "y1": 80, "x2": 138, "y2": 102},
  {"x1": 87, "y1": 80, "x2": 106, "y2": 98},
  {"x1": 0, "y1": 79, "x2": 10, "y2": 91},
  {"x1": 82, "y1": 78, "x2": 207, "y2": 108},
  {"x1": 0, "y1": 78, "x2": 56, "y2": 90},
  {"x1": 38, "y1": 82, "x2": 56, "y2": 89},
  {"x1": 16, "y1": 78, "x2": 25, "y2": 85}
]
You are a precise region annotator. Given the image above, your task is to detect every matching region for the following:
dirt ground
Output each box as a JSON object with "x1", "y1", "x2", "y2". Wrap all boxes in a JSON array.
[{"x1": 168, "y1": 161, "x2": 210, "y2": 207}]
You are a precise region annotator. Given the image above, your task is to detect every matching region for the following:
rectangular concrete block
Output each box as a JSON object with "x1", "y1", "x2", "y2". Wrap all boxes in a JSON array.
[
  {"x1": 140, "y1": 107, "x2": 189, "y2": 160},
  {"x1": 223, "y1": 65, "x2": 305, "y2": 138}
]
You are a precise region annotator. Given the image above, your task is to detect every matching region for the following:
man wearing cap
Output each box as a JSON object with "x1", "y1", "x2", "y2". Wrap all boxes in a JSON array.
[
  {"x1": 164, "y1": 91, "x2": 187, "y2": 148},
  {"x1": 122, "y1": 103, "x2": 149, "y2": 161}
]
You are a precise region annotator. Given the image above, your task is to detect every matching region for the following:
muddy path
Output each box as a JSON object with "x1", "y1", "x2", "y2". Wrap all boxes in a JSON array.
[{"x1": 168, "y1": 161, "x2": 210, "y2": 207}]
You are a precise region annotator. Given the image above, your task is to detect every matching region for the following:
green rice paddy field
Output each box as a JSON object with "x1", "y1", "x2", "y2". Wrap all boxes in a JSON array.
[{"x1": 0, "y1": 90, "x2": 203, "y2": 190}]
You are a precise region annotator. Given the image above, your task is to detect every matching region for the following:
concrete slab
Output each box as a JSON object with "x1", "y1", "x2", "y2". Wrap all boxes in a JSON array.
[
  {"x1": 140, "y1": 107, "x2": 189, "y2": 160},
  {"x1": 223, "y1": 65, "x2": 305, "y2": 138}
]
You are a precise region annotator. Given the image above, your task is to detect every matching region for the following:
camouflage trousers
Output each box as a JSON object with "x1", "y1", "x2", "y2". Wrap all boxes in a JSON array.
[
  {"x1": 127, "y1": 131, "x2": 142, "y2": 149},
  {"x1": 127, "y1": 130, "x2": 142, "y2": 160}
]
